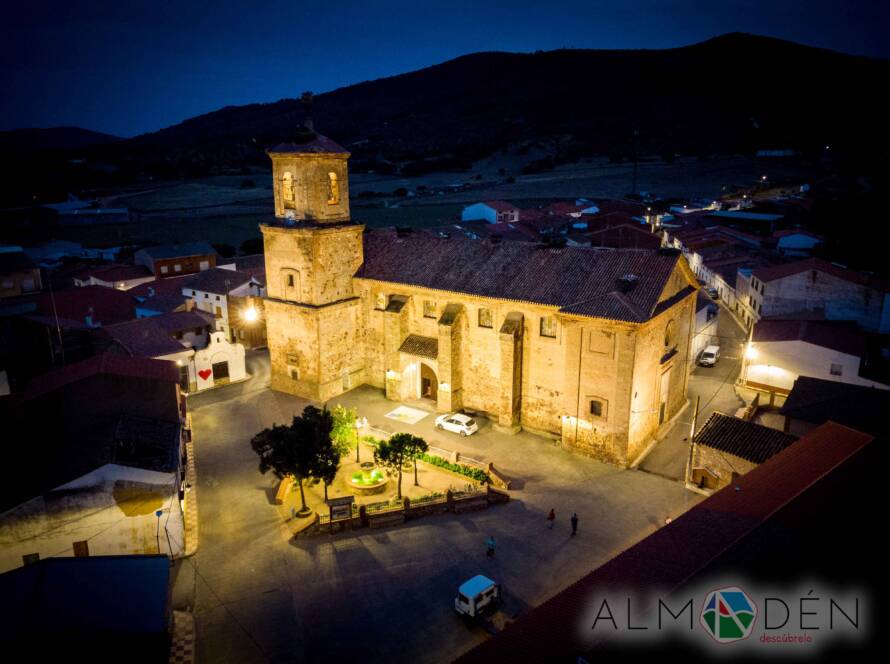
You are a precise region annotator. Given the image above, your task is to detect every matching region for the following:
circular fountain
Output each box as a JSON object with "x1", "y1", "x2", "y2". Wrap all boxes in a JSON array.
[{"x1": 350, "y1": 462, "x2": 389, "y2": 495}]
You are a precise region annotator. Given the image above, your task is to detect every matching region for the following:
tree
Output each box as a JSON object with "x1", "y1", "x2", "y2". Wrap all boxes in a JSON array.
[
  {"x1": 249, "y1": 405, "x2": 334, "y2": 514},
  {"x1": 331, "y1": 404, "x2": 359, "y2": 461},
  {"x1": 374, "y1": 433, "x2": 426, "y2": 498},
  {"x1": 405, "y1": 435, "x2": 429, "y2": 486},
  {"x1": 212, "y1": 243, "x2": 236, "y2": 258},
  {"x1": 240, "y1": 237, "x2": 263, "y2": 255}
]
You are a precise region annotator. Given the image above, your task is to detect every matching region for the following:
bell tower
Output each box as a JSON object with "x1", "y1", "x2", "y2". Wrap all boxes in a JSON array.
[{"x1": 261, "y1": 120, "x2": 365, "y2": 401}]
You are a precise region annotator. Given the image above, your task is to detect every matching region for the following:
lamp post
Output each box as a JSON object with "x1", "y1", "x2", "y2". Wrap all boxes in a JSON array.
[
  {"x1": 355, "y1": 418, "x2": 362, "y2": 463},
  {"x1": 155, "y1": 509, "x2": 163, "y2": 554}
]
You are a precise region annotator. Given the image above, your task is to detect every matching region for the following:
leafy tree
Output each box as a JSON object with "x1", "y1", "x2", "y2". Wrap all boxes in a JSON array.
[
  {"x1": 240, "y1": 237, "x2": 263, "y2": 255},
  {"x1": 212, "y1": 243, "x2": 236, "y2": 258},
  {"x1": 250, "y1": 405, "x2": 334, "y2": 513},
  {"x1": 331, "y1": 404, "x2": 359, "y2": 460},
  {"x1": 374, "y1": 433, "x2": 427, "y2": 498},
  {"x1": 405, "y1": 435, "x2": 428, "y2": 486}
]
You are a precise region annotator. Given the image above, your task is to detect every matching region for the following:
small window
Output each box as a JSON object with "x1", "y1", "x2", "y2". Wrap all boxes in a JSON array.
[
  {"x1": 215, "y1": 295, "x2": 220, "y2": 301},
  {"x1": 191, "y1": 290, "x2": 196, "y2": 296},
  {"x1": 160, "y1": 265, "x2": 168, "y2": 274},
  {"x1": 327, "y1": 172, "x2": 340, "y2": 205},
  {"x1": 830, "y1": 363, "x2": 843, "y2": 376},
  {"x1": 22, "y1": 553, "x2": 40, "y2": 566},
  {"x1": 423, "y1": 301, "x2": 437, "y2": 319},
  {"x1": 204, "y1": 293, "x2": 209, "y2": 299},
  {"x1": 590, "y1": 400, "x2": 604, "y2": 418},
  {"x1": 375, "y1": 293, "x2": 387, "y2": 310},
  {"x1": 174, "y1": 264, "x2": 182, "y2": 272},
  {"x1": 540, "y1": 316, "x2": 557, "y2": 338},
  {"x1": 478, "y1": 308, "x2": 493, "y2": 328},
  {"x1": 664, "y1": 320, "x2": 677, "y2": 351},
  {"x1": 287, "y1": 274, "x2": 295, "y2": 287}
]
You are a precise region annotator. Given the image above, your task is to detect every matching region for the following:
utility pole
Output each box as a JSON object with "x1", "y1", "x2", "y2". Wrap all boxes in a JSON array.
[{"x1": 684, "y1": 395, "x2": 701, "y2": 487}]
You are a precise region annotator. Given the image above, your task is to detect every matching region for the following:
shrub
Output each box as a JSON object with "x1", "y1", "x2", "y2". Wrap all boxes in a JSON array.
[{"x1": 420, "y1": 454, "x2": 490, "y2": 484}]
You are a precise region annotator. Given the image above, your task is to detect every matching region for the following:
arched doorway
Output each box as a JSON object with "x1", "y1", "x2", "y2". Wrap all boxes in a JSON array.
[{"x1": 420, "y1": 363, "x2": 438, "y2": 401}]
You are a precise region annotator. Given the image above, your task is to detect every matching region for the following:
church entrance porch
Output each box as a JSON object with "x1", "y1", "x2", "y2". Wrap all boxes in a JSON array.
[{"x1": 420, "y1": 363, "x2": 438, "y2": 401}]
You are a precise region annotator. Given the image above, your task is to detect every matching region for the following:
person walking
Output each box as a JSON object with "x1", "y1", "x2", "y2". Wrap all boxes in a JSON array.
[
  {"x1": 571, "y1": 512, "x2": 579, "y2": 536},
  {"x1": 486, "y1": 535, "x2": 497, "y2": 557},
  {"x1": 546, "y1": 508, "x2": 556, "y2": 530}
]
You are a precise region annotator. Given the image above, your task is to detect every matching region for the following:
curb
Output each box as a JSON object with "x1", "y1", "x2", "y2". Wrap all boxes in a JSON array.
[{"x1": 183, "y1": 437, "x2": 199, "y2": 557}]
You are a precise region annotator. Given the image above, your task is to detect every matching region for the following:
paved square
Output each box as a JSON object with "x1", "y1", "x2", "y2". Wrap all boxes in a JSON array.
[
  {"x1": 384, "y1": 405, "x2": 431, "y2": 425},
  {"x1": 172, "y1": 351, "x2": 703, "y2": 663}
]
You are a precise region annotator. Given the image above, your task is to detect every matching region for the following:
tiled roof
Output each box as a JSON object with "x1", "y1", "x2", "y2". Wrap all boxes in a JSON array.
[
  {"x1": 35, "y1": 285, "x2": 136, "y2": 326},
  {"x1": 74, "y1": 264, "x2": 152, "y2": 282},
  {"x1": 137, "y1": 242, "x2": 215, "y2": 260},
  {"x1": 589, "y1": 223, "x2": 662, "y2": 250},
  {"x1": 267, "y1": 133, "x2": 349, "y2": 155},
  {"x1": 780, "y1": 375, "x2": 890, "y2": 435},
  {"x1": 752, "y1": 257, "x2": 890, "y2": 291},
  {"x1": 130, "y1": 275, "x2": 190, "y2": 313},
  {"x1": 693, "y1": 412, "x2": 798, "y2": 464},
  {"x1": 182, "y1": 267, "x2": 254, "y2": 295},
  {"x1": 398, "y1": 334, "x2": 438, "y2": 359},
  {"x1": 754, "y1": 318, "x2": 865, "y2": 357},
  {"x1": 359, "y1": 230, "x2": 687, "y2": 324},
  {"x1": 24, "y1": 354, "x2": 179, "y2": 401},
  {"x1": 456, "y1": 421, "x2": 874, "y2": 662},
  {"x1": 104, "y1": 311, "x2": 212, "y2": 357}
]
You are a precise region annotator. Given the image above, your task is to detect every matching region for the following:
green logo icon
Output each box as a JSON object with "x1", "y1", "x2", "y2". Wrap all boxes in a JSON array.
[{"x1": 700, "y1": 587, "x2": 757, "y2": 643}]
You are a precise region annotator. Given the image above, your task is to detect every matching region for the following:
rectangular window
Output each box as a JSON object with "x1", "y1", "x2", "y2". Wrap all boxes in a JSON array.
[
  {"x1": 160, "y1": 265, "x2": 168, "y2": 274},
  {"x1": 191, "y1": 290, "x2": 196, "y2": 296},
  {"x1": 590, "y1": 400, "x2": 604, "y2": 417},
  {"x1": 478, "y1": 307, "x2": 493, "y2": 328},
  {"x1": 375, "y1": 293, "x2": 387, "y2": 310},
  {"x1": 830, "y1": 363, "x2": 843, "y2": 376},
  {"x1": 287, "y1": 274, "x2": 295, "y2": 287},
  {"x1": 423, "y1": 301, "x2": 437, "y2": 318},
  {"x1": 174, "y1": 264, "x2": 182, "y2": 272},
  {"x1": 200, "y1": 260, "x2": 210, "y2": 270},
  {"x1": 540, "y1": 316, "x2": 557, "y2": 338}
]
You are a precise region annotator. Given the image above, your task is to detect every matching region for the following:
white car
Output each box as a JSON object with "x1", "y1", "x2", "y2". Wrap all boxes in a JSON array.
[{"x1": 435, "y1": 413, "x2": 479, "y2": 436}]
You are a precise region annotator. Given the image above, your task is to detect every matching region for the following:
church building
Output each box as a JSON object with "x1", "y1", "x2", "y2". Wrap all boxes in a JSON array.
[{"x1": 261, "y1": 131, "x2": 698, "y2": 466}]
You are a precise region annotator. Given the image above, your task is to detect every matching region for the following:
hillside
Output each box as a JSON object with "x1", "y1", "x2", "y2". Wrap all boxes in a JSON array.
[
  {"x1": 0, "y1": 126, "x2": 121, "y2": 153},
  {"x1": 105, "y1": 33, "x2": 888, "y2": 176}
]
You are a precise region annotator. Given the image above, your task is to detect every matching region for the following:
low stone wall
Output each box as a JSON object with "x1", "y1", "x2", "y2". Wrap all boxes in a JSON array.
[{"x1": 296, "y1": 486, "x2": 509, "y2": 538}]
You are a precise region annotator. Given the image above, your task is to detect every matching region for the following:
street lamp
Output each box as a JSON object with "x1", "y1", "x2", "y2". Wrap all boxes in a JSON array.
[
  {"x1": 355, "y1": 418, "x2": 362, "y2": 463},
  {"x1": 243, "y1": 306, "x2": 258, "y2": 323}
]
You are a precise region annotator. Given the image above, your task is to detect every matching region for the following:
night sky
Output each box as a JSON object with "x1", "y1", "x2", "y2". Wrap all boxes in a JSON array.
[{"x1": 2, "y1": 0, "x2": 888, "y2": 138}]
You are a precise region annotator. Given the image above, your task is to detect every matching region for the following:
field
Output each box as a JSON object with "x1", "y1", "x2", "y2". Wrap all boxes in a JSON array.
[{"x1": 53, "y1": 155, "x2": 818, "y2": 249}]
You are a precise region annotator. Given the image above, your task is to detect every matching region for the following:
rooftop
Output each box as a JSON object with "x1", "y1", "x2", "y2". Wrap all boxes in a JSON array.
[
  {"x1": 780, "y1": 375, "x2": 890, "y2": 436},
  {"x1": 267, "y1": 132, "x2": 349, "y2": 155},
  {"x1": 73, "y1": 264, "x2": 152, "y2": 283},
  {"x1": 398, "y1": 334, "x2": 438, "y2": 359},
  {"x1": 359, "y1": 230, "x2": 689, "y2": 324},
  {"x1": 35, "y1": 285, "x2": 136, "y2": 326},
  {"x1": 130, "y1": 275, "x2": 190, "y2": 314},
  {"x1": 752, "y1": 257, "x2": 890, "y2": 291},
  {"x1": 104, "y1": 310, "x2": 213, "y2": 357},
  {"x1": 753, "y1": 318, "x2": 865, "y2": 357},
  {"x1": 182, "y1": 267, "x2": 255, "y2": 295},
  {"x1": 693, "y1": 412, "x2": 798, "y2": 464},
  {"x1": 136, "y1": 241, "x2": 215, "y2": 260}
]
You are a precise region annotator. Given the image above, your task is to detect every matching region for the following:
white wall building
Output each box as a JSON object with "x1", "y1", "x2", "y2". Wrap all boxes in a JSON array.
[
  {"x1": 181, "y1": 267, "x2": 264, "y2": 342},
  {"x1": 461, "y1": 201, "x2": 519, "y2": 224}
]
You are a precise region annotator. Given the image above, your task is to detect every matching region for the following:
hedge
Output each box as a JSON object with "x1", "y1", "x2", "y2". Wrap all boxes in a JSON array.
[{"x1": 420, "y1": 454, "x2": 491, "y2": 484}]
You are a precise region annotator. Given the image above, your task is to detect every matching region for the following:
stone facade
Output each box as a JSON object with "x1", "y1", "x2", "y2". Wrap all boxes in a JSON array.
[
  {"x1": 692, "y1": 443, "x2": 757, "y2": 492},
  {"x1": 261, "y1": 134, "x2": 697, "y2": 466}
]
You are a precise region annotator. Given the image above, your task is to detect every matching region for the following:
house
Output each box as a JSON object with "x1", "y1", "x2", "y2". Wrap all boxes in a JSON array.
[
  {"x1": 262, "y1": 132, "x2": 699, "y2": 466},
  {"x1": 744, "y1": 319, "x2": 889, "y2": 395},
  {"x1": 692, "y1": 293, "x2": 719, "y2": 366},
  {"x1": 130, "y1": 276, "x2": 191, "y2": 317},
  {"x1": 457, "y1": 420, "x2": 877, "y2": 661},
  {"x1": 779, "y1": 375, "x2": 890, "y2": 437},
  {"x1": 104, "y1": 310, "x2": 246, "y2": 392},
  {"x1": 181, "y1": 267, "x2": 266, "y2": 346},
  {"x1": 773, "y1": 228, "x2": 823, "y2": 257},
  {"x1": 73, "y1": 264, "x2": 154, "y2": 291},
  {"x1": 748, "y1": 257, "x2": 890, "y2": 332},
  {"x1": 690, "y1": 412, "x2": 798, "y2": 491},
  {"x1": 0, "y1": 250, "x2": 42, "y2": 298},
  {"x1": 134, "y1": 242, "x2": 216, "y2": 279},
  {"x1": 461, "y1": 201, "x2": 519, "y2": 224},
  {"x1": 0, "y1": 556, "x2": 171, "y2": 662},
  {"x1": 544, "y1": 200, "x2": 599, "y2": 218},
  {"x1": 34, "y1": 285, "x2": 137, "y2": 327},
  {"x1": 588, "y1": 223, "x2": 662, "y2": 250},
  {"x1": 0, "y1": 354, "x2": 187, "y2": 573}
]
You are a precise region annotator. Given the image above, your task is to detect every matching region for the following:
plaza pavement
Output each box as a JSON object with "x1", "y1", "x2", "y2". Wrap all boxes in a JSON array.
[{"x1": 172, "y1": 350, "x2": 703, "y2": 663}]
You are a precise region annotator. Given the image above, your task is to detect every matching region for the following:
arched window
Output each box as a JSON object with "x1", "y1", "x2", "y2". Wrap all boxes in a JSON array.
[
  {"x1": 327, "y1": 171, "x2": 339, "y2": 205},
  {"x1": 664, "y1": 319, "x2": 677, "y2": 351},
  {"x1": 281, "y1": 269, "x2": 300, "y2": 301},
  {"x1": 282, "y1": 171, "x2": 295, "y2": 205}
]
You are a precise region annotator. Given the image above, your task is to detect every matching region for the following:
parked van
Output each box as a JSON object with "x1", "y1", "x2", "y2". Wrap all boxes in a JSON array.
[
  {"x1": 454, "y1": 575, "x2": 499, "y2": 618},
  {"x1": 699, "y1": 345, "x2": 720, "y2": 366}
]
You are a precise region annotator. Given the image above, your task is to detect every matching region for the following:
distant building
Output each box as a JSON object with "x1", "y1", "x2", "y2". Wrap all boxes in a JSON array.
[
  {"x1": 130, "y1": 276, "x2": 191, "y2": 317},
  {"x1": 181, "y1": 267, "x2": 265, "y2": 346},
  {"x1": 744, "y1": 319, "x2": 889, "y2": 395},
  {"x1": 135, "y1": 242, "x2": 216, "y2": 279},
  {"x1": 0, "y1": 555, "x2": 171, "y2": 662},
  {"x1": 104, "y1": 310, "x2": 246, "y2": 393},
  {"x1": 588, "y1": 223, "x2": 662, "y2": 251},
  {"x1": 73, "y1": 264, "x2": 154, "y2": 291},
  {"x1": 461, "y1": 201, "x2": 519, "y2": 224},
  {"x1": 772, "y1": 228, "x2": 824, "y2": 257},
  {"x1": 0, "y1": 354, "x2": 186, "y2": 573},
  {"x1": 0, "y1": 250, "x2": 41, "y2": 298},
  {"x1": 748, "y1": 258, "x2": 890, "y2": 332},
  {"x1": 691, "y1": 412, "x2": 798, "y2": 492}
]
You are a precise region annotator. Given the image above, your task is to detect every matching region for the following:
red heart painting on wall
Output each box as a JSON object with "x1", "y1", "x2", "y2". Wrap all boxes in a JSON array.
[{"x1": 198, "y1": 369, "x2": 212, "y2": 381}]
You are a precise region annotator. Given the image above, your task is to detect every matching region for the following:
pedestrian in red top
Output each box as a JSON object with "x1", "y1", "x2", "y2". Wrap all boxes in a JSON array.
[{"x1": 546, "y1": 508, "x2": 556, "y2": 529}]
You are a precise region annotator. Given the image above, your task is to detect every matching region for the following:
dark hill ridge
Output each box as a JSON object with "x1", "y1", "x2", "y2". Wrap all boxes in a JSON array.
[
  {"x1": 104, "y1": 33, "x2": 888, "y2": 175},
  {"x1": 0, "y1": 126, "x2": 121, "y2": 153}
]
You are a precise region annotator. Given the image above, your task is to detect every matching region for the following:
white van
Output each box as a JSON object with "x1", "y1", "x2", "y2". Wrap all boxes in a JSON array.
[
  {"x1": 454, "y1": 575, "x2": 499, "y2": 618},
  {"x1": 699, "y1": 345, "x2": 721, "y2": 367}
]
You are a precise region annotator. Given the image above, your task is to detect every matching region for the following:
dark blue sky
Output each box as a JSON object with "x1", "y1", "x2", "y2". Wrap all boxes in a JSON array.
[{"x1": 2, "y1": 0, "x2": 887, "y2": 138}]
